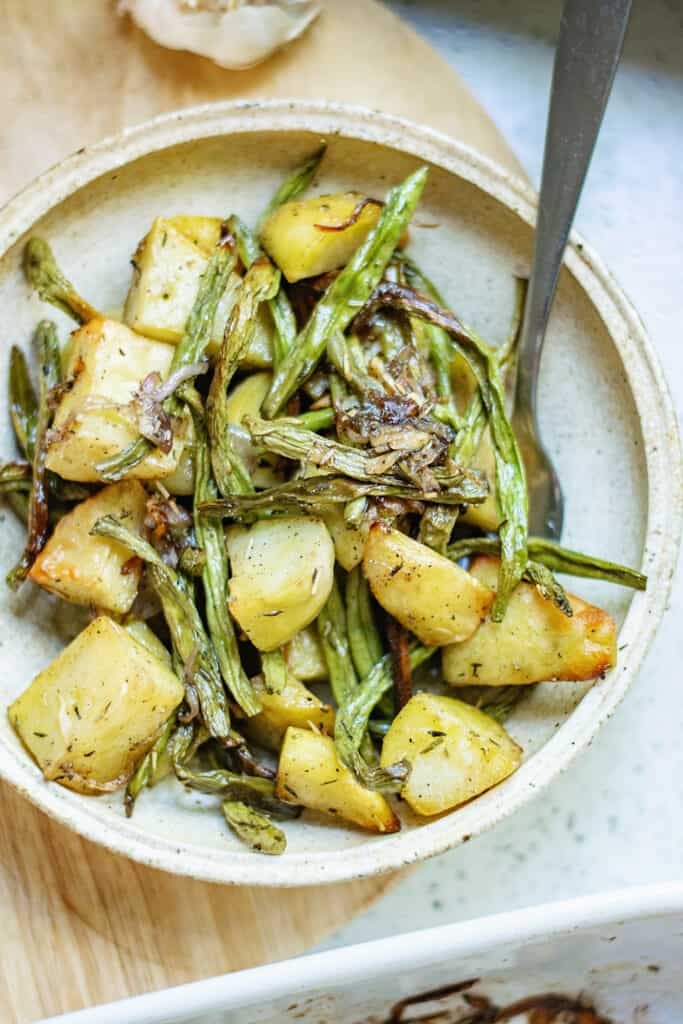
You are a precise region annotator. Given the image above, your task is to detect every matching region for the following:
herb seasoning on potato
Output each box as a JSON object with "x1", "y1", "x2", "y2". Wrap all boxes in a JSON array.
[{"x1": 2, "y1": 147, "x2": 646, "y2": 854}]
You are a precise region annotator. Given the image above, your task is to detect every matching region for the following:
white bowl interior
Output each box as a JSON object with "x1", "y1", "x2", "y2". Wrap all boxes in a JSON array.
[{"x1": 0, "y1": 113, "x2": 663, "y2": 886}]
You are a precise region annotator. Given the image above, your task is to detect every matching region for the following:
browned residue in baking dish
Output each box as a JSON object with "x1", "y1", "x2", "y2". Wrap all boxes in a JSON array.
[{"x1": 380, "y1": 977, "x2": 614, "y2": 1023}]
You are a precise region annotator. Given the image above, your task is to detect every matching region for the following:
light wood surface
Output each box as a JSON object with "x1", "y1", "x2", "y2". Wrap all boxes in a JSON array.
[
  {"x1": 0, "y1": 0, "x2": 522, "y2": 205},
  {"x1": 0, "y1": 2, "x2": 519, "y2": 1021}
]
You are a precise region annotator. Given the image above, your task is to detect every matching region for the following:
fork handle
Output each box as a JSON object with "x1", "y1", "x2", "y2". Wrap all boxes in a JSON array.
[{"x1": 515, "y1": 0, "x2": 632, "y2": 415}]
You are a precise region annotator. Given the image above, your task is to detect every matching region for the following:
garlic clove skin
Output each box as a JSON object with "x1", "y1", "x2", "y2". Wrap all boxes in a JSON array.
[{"x1": 119, "y1": 0, "x2": 321, "y2": 70}]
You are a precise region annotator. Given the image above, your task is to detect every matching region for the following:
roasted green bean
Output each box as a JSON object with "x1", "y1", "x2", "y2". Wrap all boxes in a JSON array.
[
  {"x1": 257, "y1": 144, "x2": 326, "y2": 228},
  {"x1": 448, "y1": 535, "x2": 647, "y2": 591},
  {"x1": 176, "y1": 764, "x2": 300, "y2": 819},
  {"x1": 23, "y1": 238, "x2": 100, "y2": 324},
  {"x1": 455, "y1": 685, "x2": 529, "y2": 725},
  {"x1": 285, "y1": 407, "x2": 335, "y2": 431},
  {"x1": 124, "y1": 713, "x2": 176, "y2": 816},
  {"x1": 261, "y1": 649, "x2": 288, "y2": 695},
  {"x1": 345, "y1": 567, "x2": 383, "y2": 679},
  {"x1": 317, "y1": 577, "x2": 358, "y2": 707},
  {"x1": 326, "y1": 330, "x2": 385, "y2": 398},
  {"x1": 228, "y1": 215, "x2": 297, "y2": 369},
  {"x1": 222, "y1": 800, "x2": 286, "y2": 855},
  {"x1": 263, "y1": 167, "x2": 428, "y2": 416},
  {"x1": 7, "y1": 322, "x2": 61, "y2": 589},
  {"x1": 524, "y1": 559, "x2": 573, "y2": 617},
  {"x1": 91, "y1": 516, "x2": 231, "y2": 739},
  {"x1": 334, "y1": 645, "x2": 435, "y2": 789},
  {"x1": 245, "y1": 416, "x2": 487, "y2": 498},
  {"x1": 97, "y1": 243, "x2": 237, "y2": 481},
  {"x1": 193, "y1": 415, "x2": 260, "y2": 717},
  {"x1": 0, "y1": 461, "x2": 32, "y2": 494},
  {"x1": 199, "y1": 472, "x2": 485, "y2": 522},
  {"x1": 354, "y1": 281, "x2": 528, "y2": 620},
  {"x1": 207, "y1": 256, "x2": 279, "y2": 497},
  {"x1": 9, "y1": 345, "x2": 38, "y2": 460}
]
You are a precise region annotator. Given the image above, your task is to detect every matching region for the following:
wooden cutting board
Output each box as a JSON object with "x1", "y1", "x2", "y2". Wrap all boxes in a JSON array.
[{"x1": 0, "y1": 3, "x2": 521, "y2": 1021}]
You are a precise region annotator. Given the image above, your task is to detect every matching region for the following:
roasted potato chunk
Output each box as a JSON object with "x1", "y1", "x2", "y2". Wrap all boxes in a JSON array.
[
  {"x1": 363, "y1": 524, "x2": 494, "y2": 646},
  {"x1": 276, "y1": 727, "x2": 399, "y2": 833},
  {"x1": 227, "y1": 516, "x2": 335, "y2": 650},
  {"x1": 284, "y1": 626, "x2": 328, "y2": 682},
  {"x1": 123, "y1": 620, "x2": 172, "y2": 666},
  {"x1": 449, "y1": 347, "x2": 501, "y2": 529},
  {"x1": 442, "y1": 556, "x2": 617, "y2": 686},
  {"x1": 244, "y1": 673, "x2": 334, "y2": 751},
  {"x1": 166, "y1": 214, "x2": 222, "y2": 254},
  {"x1": 450, "y1": 350, "x2": 478, "y2": 411},
  {"x1": 158, "y1": 414, "x2": 196, "y2": 496},
  {"x1": 321, "y1": 504, "x2": 367, "y2": 571},
  {"x1": 123, "y1": 216, "x2": 273, "y2": 364},
  {"x1": 461, "y1": 428, "x2": 500, "y2": 532},
  {"x1": 381, "y1": 691, "x2": 522, "y2": 816},
  {"x1": 45, "y1": 318, "x2": 187, "y2": 482},
  {"x1": 124, "y1": 218, "x2": 216, "y2": 344},
  {"x1": 9, "y1": 617, "x2": 183, "y2": 794},
  {"x1": 225, "y1": 370, "x2": 271, "y2": 425},
  {"x1": 29, "y1": 481, "x2": 147, "y2": 614},
  {"x1": 260, "y1": 192, "x2": 382, "y2": 283},
  {"x1": 224, "y1": 371, "x2": 282, "y2": 489}
]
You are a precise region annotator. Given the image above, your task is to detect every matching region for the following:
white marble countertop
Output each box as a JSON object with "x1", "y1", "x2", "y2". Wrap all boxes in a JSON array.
[{"x1": 322, "y1": 0, "x2": 683, "y2": 947}]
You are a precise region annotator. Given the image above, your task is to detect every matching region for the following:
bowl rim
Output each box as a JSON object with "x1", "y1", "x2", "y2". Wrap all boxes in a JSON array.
[{"x1": 0, "y1": 98, "x2": 680, "y2": 887}]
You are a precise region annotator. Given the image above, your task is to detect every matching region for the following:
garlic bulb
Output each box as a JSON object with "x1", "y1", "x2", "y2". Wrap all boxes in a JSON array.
[{"x1": 119, "y1": 0, "x2": 321, "y2": 69}]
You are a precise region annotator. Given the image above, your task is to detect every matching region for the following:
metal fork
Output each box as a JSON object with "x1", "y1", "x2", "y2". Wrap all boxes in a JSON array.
[{"x1": 512, "y1": 0, "x2": 632, "y2": 539}]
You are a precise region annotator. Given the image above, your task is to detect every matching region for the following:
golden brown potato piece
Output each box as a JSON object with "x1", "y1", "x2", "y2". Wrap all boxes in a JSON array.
[
  {"x1": 161, "y1": 371, "x2": 281, "y2": 498},
  {"x1": 381, "y1": 692, "x2": 522, "y2": 816},
  {"x1": 29, "y1": 481, "x2": 147, "y2": 614},
  {"x1": 167, "y1": 214, "x2": 222, "y2": 254},
  {"x1": 123, "y1": 216, "x2": 273, "y2": 364},
  {"x1": 362, "y1": 524, "x2": 494, "y2": 646},
  {"x1": 224, "y1": 372, "x2": 283, "y2": 490},
  {"x1": 442, "y1": 555, "x2": 617, "y2": 686},
  {"x1": 450, "y1": 349, "x2": 478, "y2": 412},
  {"x1": 260, "y1": 192, "x2": 382, "y2": 283},
  {"x1": 244, "y1": 673, "x2": 334, "y2": 751},
  {"x1": 461, "y1": 427, "x2": 500, "y2": 532},
  {"x1": 158, "y1": 415, "x2": 196, "y2": 496},
  {"x1": 123, "y1": 620, "x2": 173, "y2": 666},
  {"x1": 321, "y1": 504, "x2": 367, "y2": 571},
  {"x1": 45, "y1": 318, "x2": 187, "y2": 482},
  {"x1": 227, "y1": 516, "x2": 335, "y2": 650},
  {"x1": 225, "y1": 370, "x2": 271, "y2": 425},
  {"x1": 9, "y1": 617, "x2": 183, "y2": 794},
  {"x1": 284, "y1": 627, "x2": 328, "y2": 682},
  {"x1": 276, "y1": 727, "x2": 399, "y2": 833}
]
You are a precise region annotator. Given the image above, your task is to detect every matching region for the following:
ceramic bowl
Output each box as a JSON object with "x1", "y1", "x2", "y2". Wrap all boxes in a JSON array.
[
  {"x1": 46, "y1": 882, "x2": 683, "y2": 1022},
  {"x1": 0, "y1": 100, "x2": 679, "y2": 887}
]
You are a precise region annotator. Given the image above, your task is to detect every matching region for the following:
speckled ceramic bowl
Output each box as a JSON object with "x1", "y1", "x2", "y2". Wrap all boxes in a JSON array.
[{"x1": 0, "y1": 101, "x2": 679, "y2": 887}]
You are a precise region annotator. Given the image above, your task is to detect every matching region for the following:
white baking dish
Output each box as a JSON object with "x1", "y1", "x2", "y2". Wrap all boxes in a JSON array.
[{"x1": 44, "y1": 882, "x2": 683, "y2": 1023}]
